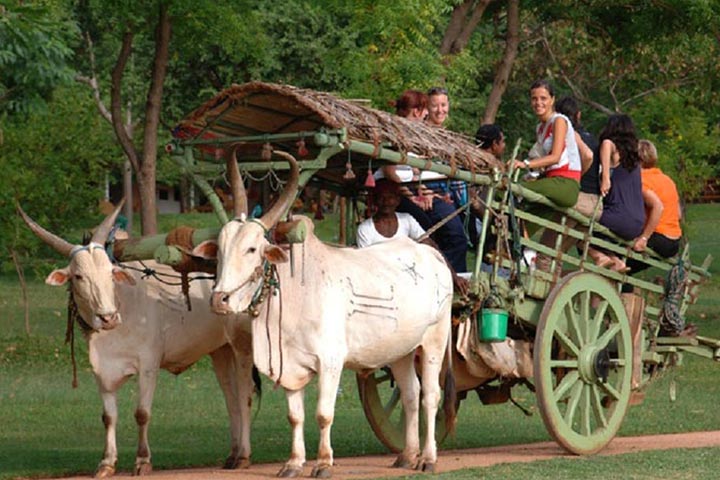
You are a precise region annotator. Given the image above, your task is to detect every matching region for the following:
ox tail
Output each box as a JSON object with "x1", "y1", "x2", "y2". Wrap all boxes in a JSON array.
[
  {"x1": 441, "y1": 325, "x2": 457, "y2": 437},
  {"x1": 252, "y1": 366, "x2": 263, "y2": 421}
]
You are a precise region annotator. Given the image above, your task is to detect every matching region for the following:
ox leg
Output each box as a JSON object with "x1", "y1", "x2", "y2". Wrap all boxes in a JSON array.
[
  {"x1": 277, "y1": 388, "x2": 305, "y2": 478},
  {"x1": 96, "y1": 390, "x2": 119, "y2": 478},
  {"x1": 133, "y1": 368, "x2": 157, "y2": 476},
  {"x1": 310, "y1": 368, "x2": 342, "y2": 478},
  {"x1": 210, "y1": 344, "x2": 253, "y2": 469},
  {"x1": 416, "y1": 336, "x2": 446, "y2": 472},
  {"x1": 389, "y1": 354, "x2": 421, "y2": 470}
]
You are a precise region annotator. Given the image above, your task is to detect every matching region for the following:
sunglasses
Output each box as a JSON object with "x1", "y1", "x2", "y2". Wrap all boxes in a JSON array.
[{"x1": 428, "y1": 87, "x2": 448, "y2": 96}]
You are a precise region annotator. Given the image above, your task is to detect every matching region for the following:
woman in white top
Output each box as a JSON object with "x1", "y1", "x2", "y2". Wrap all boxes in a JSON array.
[{"x1": 513, "y1": 79, "x2": 582, "y2": 237}]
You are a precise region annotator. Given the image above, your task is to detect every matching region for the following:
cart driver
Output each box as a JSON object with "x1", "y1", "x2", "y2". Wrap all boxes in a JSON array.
[{"x1": 357, "y1": 179, "x2": 469, "y2": 296}]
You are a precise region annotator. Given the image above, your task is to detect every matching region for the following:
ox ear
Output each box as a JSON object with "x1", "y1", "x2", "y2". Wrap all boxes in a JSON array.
[
  {"x1": 263, "y1": 245, "x2": 289, "y2": 264},
  {"x1": 112, "y1": 267, "x2": 136, "y2": 285},
  {"x1": 46, "y1": 268, "x2": 71, "y2": 286},
  {"x1": 192, "y1": 240, "x2": 218, "y2": 260}
]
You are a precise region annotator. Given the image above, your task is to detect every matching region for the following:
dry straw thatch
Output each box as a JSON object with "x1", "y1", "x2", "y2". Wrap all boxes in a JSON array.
[{"x1": 175, "y1": 82, "x2": 503, "y2": 174}]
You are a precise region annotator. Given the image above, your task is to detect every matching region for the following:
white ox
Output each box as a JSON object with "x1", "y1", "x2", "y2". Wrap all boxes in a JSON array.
[
  {"x1": 197, "y1": 151, "x2": 456, "y2": 478},
  {"x1": 19, "y1": 203, "x2": 256, "y2": 478}
]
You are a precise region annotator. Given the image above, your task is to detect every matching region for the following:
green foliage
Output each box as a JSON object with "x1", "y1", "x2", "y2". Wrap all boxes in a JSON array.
[
  {"x1": 0, "y1": 0, "x2": 79, "y2": 115},
  {"x1": 630, "y1": 91, "x2": 720, "y2": 199},
  {"x1": 0, "y1": 85, "x2": 121, "y2": 275}
]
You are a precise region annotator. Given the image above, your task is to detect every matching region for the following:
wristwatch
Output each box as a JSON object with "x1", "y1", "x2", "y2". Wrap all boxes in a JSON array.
[{"x1": 523, "y1": 159, "x2": 531, "y2": 168}]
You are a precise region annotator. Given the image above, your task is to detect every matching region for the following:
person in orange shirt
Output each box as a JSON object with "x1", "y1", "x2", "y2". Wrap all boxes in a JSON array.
[{"x1": 627, "y1": 139, "x2": 683, "y2": 273}]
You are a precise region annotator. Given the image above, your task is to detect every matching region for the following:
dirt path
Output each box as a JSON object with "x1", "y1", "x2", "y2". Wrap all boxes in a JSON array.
[{"x1": 51, "y1": 430, "x2": 720, "y2": 480}]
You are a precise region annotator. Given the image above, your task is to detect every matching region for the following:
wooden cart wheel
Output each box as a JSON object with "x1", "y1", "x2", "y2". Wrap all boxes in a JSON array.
[
  {"x1": 356, "y1": 368, "x2": 455, "y2": 453},
  {"x1": 534, "y1": 271, "x2": 633, "y2": 455}
]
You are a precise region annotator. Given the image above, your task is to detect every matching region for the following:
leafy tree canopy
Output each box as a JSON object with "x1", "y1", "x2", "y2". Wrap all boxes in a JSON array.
[{"x1": 0, "y1": 1, "x2": 78, "y2": 115}]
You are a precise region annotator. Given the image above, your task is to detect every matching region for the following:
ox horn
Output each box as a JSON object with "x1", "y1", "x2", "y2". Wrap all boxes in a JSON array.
[
  {"x1": 91, "y1": 198, "x2": 126, "y2": 245},
  {"x1": 228, "y1": 145, "x2": 248, "y2": 219},
  {"x1": 16, "y1": 204, "x2": 75, "y2": 258},
  {"x1": 259, "y1": 150, "x2": 300, "y2": 230}
]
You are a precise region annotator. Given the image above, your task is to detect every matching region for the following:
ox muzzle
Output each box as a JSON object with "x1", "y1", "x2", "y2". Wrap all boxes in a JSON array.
[
  {"x1": 211, "y1": 291, "x2": 232, "y2": 315},
  {"x1": 95, "y1": 311, "x2": 122, "y2": 330}
]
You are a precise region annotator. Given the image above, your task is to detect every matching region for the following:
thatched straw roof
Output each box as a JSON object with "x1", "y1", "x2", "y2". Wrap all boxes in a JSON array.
[{"x1": 173, "y1": 82, "x2": 502, "y2": 177}]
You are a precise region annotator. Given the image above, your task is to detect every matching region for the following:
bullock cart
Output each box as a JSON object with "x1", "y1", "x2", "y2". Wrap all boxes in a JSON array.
[{"x1": 116, "y1": 82, "x2": 712, "y2": 458}]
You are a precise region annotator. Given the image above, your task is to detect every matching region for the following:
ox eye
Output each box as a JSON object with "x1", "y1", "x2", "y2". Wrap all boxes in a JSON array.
[
  {"x1": 247, "y1": 247, "x2": 257, "y2": 254},
  {"x1": 74, "y1": 274, "x2": 83, "y2": 281}
]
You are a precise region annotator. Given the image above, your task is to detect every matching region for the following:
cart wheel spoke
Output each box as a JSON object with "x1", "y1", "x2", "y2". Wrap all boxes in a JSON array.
[
  {"x1": 565, "y1": 302, "x2": 584, "y2": 348},
  {"x1": 590, "y1": 385, "x2": 608, "y2": 428},
  {"x1": 555, "y1": 329, "x2": 581, "y2": 358},
  {"x1": 553, "y1": 370, "x2": 580, "y2": 402},
  {"x1": 563, "y1": 380, "x2": 584, "y2": 425},
  {"x1": 383, "y1": 388, "x2": 401, "y2": 416},
  {"x1": 596, "y1": 324, "x2": 621, "y2": 351},
  {"x1": 588, "y1": 300, "x2": 608, "y2": 342}
]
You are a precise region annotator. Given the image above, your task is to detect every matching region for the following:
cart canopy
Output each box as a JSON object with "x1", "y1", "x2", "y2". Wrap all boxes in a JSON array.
[{"x1": 172, "y1": 82, "x2": 502, "y2": 188}]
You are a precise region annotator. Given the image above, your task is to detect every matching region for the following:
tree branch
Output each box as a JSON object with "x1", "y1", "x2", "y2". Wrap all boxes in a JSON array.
[
  {"x1": 76, "y1": 33, "x2": 112, "y2": 124},
  {"x1": 111, "y1": 29, "x2": 140, "y2": 173},
  {"x1": 540, "y1": 30, "x2": 616, "y2": 115},
  {"x1": 141, "y1": 2, "x2": 170, "y2": 167},
  {"x1": 482, "y1": 0, "x2": 519, "y2": 124},
  {"x1": 440, "y1": 0, "x2": 493, "y2": 56}
]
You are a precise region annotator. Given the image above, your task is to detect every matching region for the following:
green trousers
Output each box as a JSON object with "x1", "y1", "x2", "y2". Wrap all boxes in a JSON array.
[{"x1": 520, "y1": 176, "x2": 580, "y2": 237}]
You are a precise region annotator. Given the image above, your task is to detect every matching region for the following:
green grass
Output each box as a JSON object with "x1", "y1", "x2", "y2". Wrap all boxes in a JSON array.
[
  {"x1": 1, "y1": 205, "x2": 718, "y2": 479},
  {"x1": 385, "y1": 448, "x2": 720, "y2": 479}
]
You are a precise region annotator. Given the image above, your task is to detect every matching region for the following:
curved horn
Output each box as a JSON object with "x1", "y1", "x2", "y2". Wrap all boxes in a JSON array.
[
  {"x1": 259, "y1": 150, "x2": 300, "y2": 230},
  {"x1": 91, "y1": 198, "x2": 126, "y2": 245},
  {"x1": 228, "y1": 146, "x2": 248, "y2": 218},
  {"x1": 16, "y1": 204, "x2": 75, "y2": 258}
]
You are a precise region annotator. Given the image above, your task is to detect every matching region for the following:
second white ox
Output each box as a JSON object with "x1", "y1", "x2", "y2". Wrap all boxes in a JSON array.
[
  {"x1": 198, "y1": 151, "x2": 456, "y2": 478},
  {"x1": 19, "y1": 203, "x2": 256, "y2": 478}
]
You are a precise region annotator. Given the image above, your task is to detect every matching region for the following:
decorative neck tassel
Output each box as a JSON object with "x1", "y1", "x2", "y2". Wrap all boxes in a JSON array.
[
  {"x1": 364, "y1": 169, "x2": 376, "y2": 187},
  {"x1": 343, "y1": 160, "x2": 356, "y2": 180}
]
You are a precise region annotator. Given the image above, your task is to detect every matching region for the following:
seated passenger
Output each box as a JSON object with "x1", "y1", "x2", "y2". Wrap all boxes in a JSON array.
[
  {"x1": 471, "y1": 124, "x2": 506, "y2": 252},
  {"x1": 587, "y1": 114, "x2": 646, "y2": 272},
  {"x1": 628, "y1": 139, "x2": 683, "y2": 271},
  {"x1": 374, "y1": 89, "x2": 469, "y2": 273},
  {"x1": 512, "y1": 80, "x2": 582, "y2": 225},
  {"x1": 357, "y1": 179, "x2": 469, "y2": 296},
  {"x1": 512, "y1": 80, "x2": 582, "y2": 274}
]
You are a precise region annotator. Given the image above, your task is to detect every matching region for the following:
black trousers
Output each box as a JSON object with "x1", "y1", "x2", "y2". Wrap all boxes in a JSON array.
[{"x1": 626, "y1": 233, "x2": 681, "y2": 274}]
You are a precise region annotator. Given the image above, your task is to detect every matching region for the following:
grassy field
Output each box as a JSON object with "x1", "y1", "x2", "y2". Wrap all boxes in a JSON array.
[{"x1": 0, "y1": 204, "x2": 718, "y2": 479}]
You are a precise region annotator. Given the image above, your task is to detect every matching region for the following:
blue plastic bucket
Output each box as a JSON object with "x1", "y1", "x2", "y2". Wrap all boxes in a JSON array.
[{"x1": 478, "y1": 308, "x2": 508, "y2": 342}]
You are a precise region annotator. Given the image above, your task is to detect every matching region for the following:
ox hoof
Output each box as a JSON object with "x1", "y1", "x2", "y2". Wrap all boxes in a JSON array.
[
  {"x1": 223, "y1": 455, "x2": 251, "y2": 469},
  {"x1": 133, "y1": 462, "x2": 152, "y2": 476},
  {"x1": 277, "y1": 464, "x2": 303, "y2": 478},
  {"x1": 311, "y1": 465, "x2": 332, "y2": 478},
  {"x1": 94, "y1": 464, "x2": 116, "y2": 478},
  {"x1": 391, "y1": 456, "x2": 413, "y2": 469},
  {"x1": 416, "y1": 461, "x2": 436, "y2": 473}
]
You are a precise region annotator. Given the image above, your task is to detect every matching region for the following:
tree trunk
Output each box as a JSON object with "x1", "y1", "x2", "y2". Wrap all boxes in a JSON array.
[
  {"x1": 482, "y1": 0, "x2": 520, "y2": 124},
  {"x1": 138, "y1": 2, "x2": 171, "y2": 235},
  {"x1": 439, "y1": 0, "x2": 493, "y2": 57}
]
